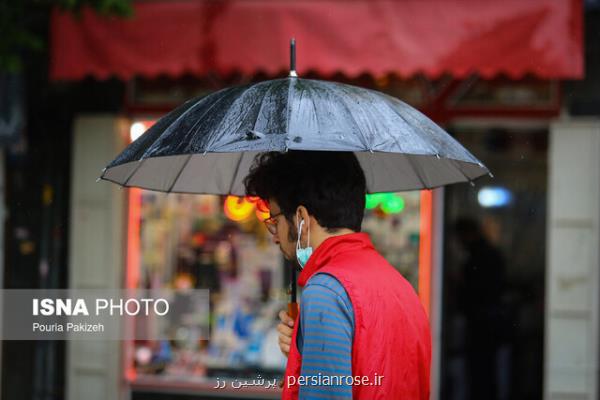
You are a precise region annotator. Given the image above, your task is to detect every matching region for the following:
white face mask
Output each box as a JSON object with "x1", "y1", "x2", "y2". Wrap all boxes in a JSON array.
[{"x1": 296, "y1": 218, "x2": 313, "y2": 269}]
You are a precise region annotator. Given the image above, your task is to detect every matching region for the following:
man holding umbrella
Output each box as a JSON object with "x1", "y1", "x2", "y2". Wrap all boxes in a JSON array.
[
  {"x1": 102, "y1": 41, "x2": 489, "y2": 400},
  {"x1": 244, "y1": 150, "x2": 431, "y2": 399}
]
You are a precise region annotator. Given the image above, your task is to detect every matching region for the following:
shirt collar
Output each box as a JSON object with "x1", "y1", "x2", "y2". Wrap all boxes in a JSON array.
[{"x1": 297, "y1": 232, "x2": 374, "y2": 287}]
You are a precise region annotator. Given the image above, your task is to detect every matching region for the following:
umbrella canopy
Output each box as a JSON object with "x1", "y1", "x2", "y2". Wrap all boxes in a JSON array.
[
  {"x1": 101, "y1": 41, "x2": 491, "y2": 320},
  {"x1": 101, "y1": 76, "x2": 489, "y2": 194}
]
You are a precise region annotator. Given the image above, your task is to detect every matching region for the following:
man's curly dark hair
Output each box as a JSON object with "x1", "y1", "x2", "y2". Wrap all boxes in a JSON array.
[{"x1": 244, "y1": 151, "x2": 366, "y2": 233}]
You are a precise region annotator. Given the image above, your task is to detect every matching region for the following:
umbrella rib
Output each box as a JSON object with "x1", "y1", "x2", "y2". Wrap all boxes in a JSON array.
[
  {"x1": 122, "y1": 159, "x2": 146, "y2": 188},
  {"x1": 375, "y1": 97, "x2": 433, "y2": 189},
  {"x1": 228, "y1": 153, "x2": 245, "y2": 194},
  {"x1": 365, "y1": 151, "x2": 378, "y2": 193},
  {"x1": 309, "y1": 86, "x2": 322, "y2": 141},
  {"x1": 378, "y1": 97, "x2": 484, "y2": 186},
  {"x1": 330, "y1": 84, "x2": 371, "y2": 150},
  {"x1": 167, "y1": 154, "x2": 193, "y2": 193},
  {"x1": 182, "y1": 90, "x2": 242, "y2": 154},
  {"x1": 203, "y1": 81, "x2": 273, "y2": 152},
  {"x1": 379, "y1": 96, "x2": 439, "y2": 155},
  {"x1": 448, "y1": 158, "x2": 476, "y2": 185},
  {"x1": 379, "y1": 98, "x2": 444, "y2": 188},
  {"x1": 251, "y1": 82, "x2": 278, "y2": 137},
  {"x1": 141, "y1": 88, "x2": 236, "y2": 159},
  {"x1": 404, "y1": 154, "x2": 430, "y2": 190}
]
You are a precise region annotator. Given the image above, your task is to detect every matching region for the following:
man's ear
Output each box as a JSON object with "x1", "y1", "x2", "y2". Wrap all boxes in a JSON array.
[{"x1": 295, "y1": 205, "x2": 310, "y2": 224}]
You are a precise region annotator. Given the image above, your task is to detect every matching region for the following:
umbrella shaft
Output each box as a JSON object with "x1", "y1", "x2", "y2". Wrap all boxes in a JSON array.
[
  {"x1": 290, "y1": 38, "x2": 296, "y2": 74},
  {"x1": 290, "y1": 263, "x2": 297, "y2": 302}
]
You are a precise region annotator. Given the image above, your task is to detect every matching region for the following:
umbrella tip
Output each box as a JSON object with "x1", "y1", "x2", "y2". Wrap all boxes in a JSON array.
[{"x1": 289, "y1": 38, "x2": 297, "y2": 78}]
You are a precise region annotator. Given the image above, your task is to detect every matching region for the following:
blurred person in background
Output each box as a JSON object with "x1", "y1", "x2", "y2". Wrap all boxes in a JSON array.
[{"x1": 453, "y1": 217, "x2": 510, "y2": 400}]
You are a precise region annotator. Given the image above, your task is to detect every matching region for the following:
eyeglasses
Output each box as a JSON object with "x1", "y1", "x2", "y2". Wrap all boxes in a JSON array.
[{"x1": 263, "y1": 211, "x2": 284, "y2": 235}]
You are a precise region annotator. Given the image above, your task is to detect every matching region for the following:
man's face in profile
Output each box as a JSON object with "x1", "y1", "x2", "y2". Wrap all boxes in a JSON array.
[{"x1": 267, "y1": 199, "x2": 297, "y2": 261}]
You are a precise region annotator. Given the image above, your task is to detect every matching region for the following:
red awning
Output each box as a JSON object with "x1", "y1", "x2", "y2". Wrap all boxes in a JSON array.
[{"x1": 50, "y1": 0, "x2": 583, "y2": 81}]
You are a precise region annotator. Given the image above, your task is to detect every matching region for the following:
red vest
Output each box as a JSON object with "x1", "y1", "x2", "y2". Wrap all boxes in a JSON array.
[{"x1": 281, "y1": 233, "x2": 431, "y2": 400}]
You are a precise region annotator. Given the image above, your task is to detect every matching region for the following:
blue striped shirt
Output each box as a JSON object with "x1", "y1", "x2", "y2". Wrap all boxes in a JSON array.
[{"x1": 297, "y1": 273, "x2": 354, "y2": 399}]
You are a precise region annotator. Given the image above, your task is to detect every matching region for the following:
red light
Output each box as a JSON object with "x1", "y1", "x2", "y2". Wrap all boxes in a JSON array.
[
  {"x1": 418, "y1": 190, "x2": 432, "y2": 317},
  {"x1": 256, "y1": 199, "x2": 269, "y2": 213}
]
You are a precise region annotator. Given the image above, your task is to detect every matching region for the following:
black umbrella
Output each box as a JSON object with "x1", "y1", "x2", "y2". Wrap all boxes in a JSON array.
[{"x1": 101, "y1": 39, "x2": 491, "y2": 315}]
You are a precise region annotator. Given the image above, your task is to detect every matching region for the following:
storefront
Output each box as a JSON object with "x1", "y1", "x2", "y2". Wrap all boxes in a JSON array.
[
  {"x1": 53, "y1": 1, "x2": 585, "y2": 399},
  {"x1": 119, "y1": 75, "x2": 560, "y2": 400}
]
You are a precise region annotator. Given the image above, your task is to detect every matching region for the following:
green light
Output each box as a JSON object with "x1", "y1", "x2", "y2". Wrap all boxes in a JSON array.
[
  {"x1": 365, "y1": 193, "x2": 385, "y2": 209},
  {"x1": 366, "y1": 193, "x2": 405, "y2": 214},
  {"x1": 381, "y1": 194, "x2": 405, "y2": 214}
]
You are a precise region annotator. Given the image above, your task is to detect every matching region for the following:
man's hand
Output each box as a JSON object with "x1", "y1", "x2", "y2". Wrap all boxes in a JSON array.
[{"x1": 277, "y1": 310, "x2": 295, "y2": 357}]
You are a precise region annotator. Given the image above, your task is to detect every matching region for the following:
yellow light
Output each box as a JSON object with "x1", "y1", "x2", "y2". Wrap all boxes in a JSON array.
[{"x1": 224, "y1": 196, "x2": 254, "y2": 222}]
